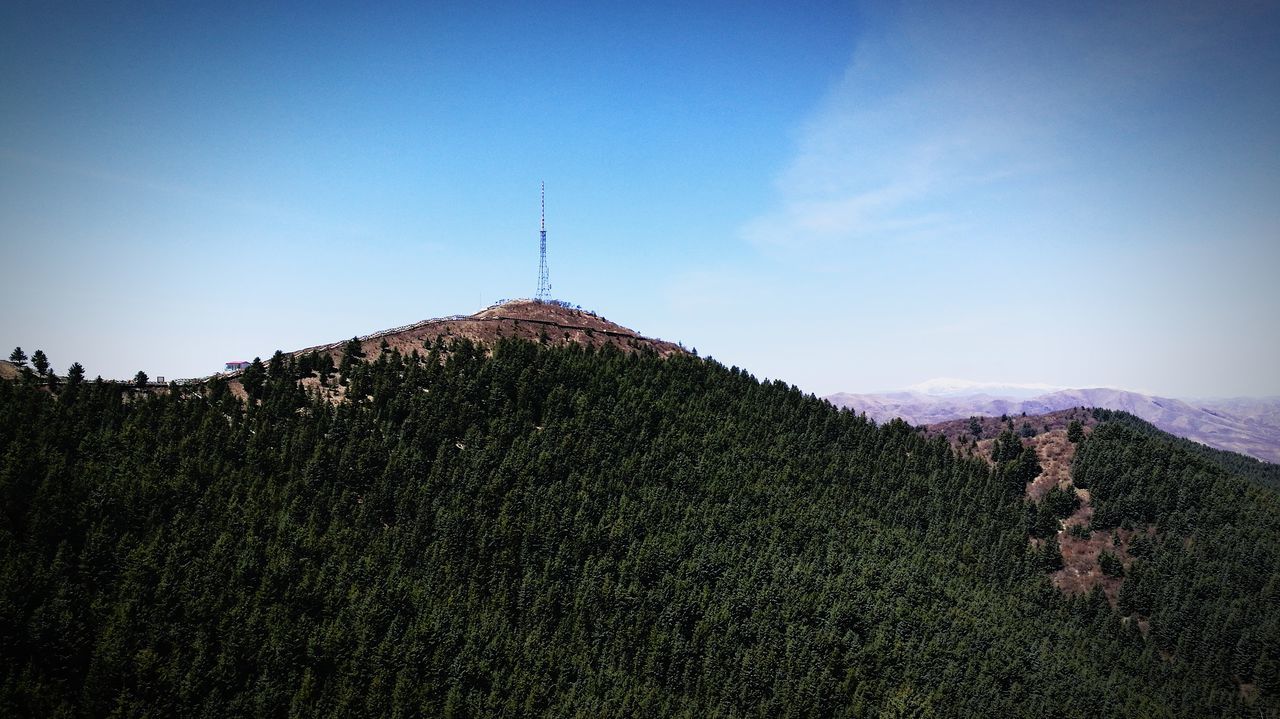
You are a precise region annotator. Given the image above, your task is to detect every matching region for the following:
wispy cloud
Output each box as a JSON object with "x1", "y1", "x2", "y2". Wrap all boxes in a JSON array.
[
  {"x1": 741, "y1": 1, "x2": 1264, "y2": 254},
  {"x1": 741, "y1": 135, "x2": 968, "y2": 249}
]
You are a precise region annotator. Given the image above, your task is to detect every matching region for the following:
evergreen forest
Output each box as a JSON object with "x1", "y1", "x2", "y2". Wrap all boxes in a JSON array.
[{"x1": 2, "y1": 339, "x2": 1278, "y2": 717}]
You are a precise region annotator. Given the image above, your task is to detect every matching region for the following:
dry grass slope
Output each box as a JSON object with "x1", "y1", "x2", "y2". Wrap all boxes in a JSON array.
[{"x1": 927, "y1": 408, "x2": 1148, "y2": 608}]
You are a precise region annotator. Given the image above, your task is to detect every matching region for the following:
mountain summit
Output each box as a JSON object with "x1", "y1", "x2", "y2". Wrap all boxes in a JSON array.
[{"x1": 287, "y1": 299, "x2": 685, "y2": 363}]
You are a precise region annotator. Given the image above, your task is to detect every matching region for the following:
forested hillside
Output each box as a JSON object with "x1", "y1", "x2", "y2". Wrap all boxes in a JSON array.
[
  {"x1": 1071, "y1": 411, "x2": 1280, "y2": 696},
  {"x1": 1, "y1": 339, "x2": 1277, "y2": 717}
]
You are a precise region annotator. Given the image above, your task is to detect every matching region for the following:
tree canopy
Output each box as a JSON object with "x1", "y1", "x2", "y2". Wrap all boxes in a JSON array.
[{"x1": 0, "y1": 339, "x2": 1276, "y2": 716}]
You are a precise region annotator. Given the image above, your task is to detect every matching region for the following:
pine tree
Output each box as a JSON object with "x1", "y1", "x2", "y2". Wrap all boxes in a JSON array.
[
  {"x1": 318, "y1": 353, "x2": 335, "y2": 386},
  {"x1": 1012, "y1": 446, "x2": 1042, "y2": 486},
  {"x1": 67, "y1": 362, "x2": 85, "y2": 387},
  {"x1": 1042, "y1": 485, "x2": 1079, "y2": 518},
  {"x1": 1099, "y1": 550, "x2": 1124, "y2": 577},
  {"x1": 241, "y1": 357, "x2": 266, "y2": 401},
  {"x1": 992, "y1": 430, "x2": 1023, "y2": 464},
  {"x1": 340, "y1": 337, "x2": 365, "y2": 378},
  {"x1": 1066, "y1": 420, "x2": 1083, "y2": 443},
  {"x1": 31, "y1": 349, "x2": 49, "y2": 376},
  {"x1": 1041, "y1": 535, "x2": 1064, "y2": 571},
  {"x1": 268, "y1": 350, "x2": 286, "y2": 379},
  {"x1": 9, "y1": 346, "x2": 27, "y2": 366}
]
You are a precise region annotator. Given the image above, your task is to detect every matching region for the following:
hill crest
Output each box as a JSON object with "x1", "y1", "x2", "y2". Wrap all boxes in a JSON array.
[{"x1": 291, "y1": 299, "x2": 686, "y2": 362}]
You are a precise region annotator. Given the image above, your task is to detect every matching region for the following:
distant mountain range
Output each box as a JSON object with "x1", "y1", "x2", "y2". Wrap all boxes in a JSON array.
[
  {"x1": 901, "y1": 377, "x2": 1065, "y2": 399},
  {"x1": 827, "y1": 385, "x2": 1280, "y2": 464}
]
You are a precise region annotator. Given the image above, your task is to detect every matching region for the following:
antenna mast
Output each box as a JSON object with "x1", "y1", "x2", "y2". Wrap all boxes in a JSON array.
[{"x1": 536, "y1": 181, "x2": 551, "y2": 302}]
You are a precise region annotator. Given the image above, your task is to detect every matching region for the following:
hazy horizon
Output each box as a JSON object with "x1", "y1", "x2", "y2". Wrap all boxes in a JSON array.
[{"x1": 3, "y1": 1, "x2": 1278, "y2": 398}]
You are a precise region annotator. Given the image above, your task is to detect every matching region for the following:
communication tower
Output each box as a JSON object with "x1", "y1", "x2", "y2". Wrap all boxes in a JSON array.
[{"x1": 536, "y1": 182, "x2": 551, "y2": 302}]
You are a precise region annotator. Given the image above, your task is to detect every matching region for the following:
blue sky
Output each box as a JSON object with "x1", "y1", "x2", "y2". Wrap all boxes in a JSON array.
[{"x1": 2, "y1": 1, "x2": 1278, "y2": 397}]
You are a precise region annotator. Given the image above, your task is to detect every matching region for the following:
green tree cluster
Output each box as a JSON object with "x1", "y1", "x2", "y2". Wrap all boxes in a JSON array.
[
  {"x1": 1075, "y1": 412, "x2": 1280, "y2": 694},
  {"x1": 0, "y1": 342, "x2": 1275, "y2": 716}
]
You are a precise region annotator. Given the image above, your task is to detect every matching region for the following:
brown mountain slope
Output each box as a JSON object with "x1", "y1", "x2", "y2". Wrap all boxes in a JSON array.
[
  {"x1": 216, "y1": 300, "x2": 685, "y2": 401},
  {"x1": 291, "y1": 299, "x2": 686, "y2": 362}
]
